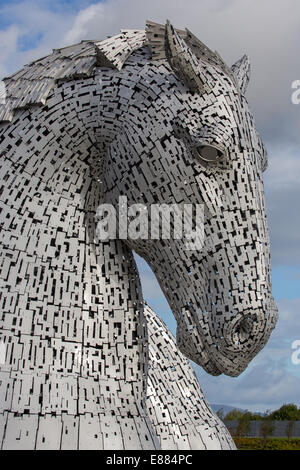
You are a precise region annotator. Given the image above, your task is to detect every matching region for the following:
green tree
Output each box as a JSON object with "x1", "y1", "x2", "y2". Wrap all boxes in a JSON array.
[
  {"x1": 269, "y1": 404, "x2": 300, "y2": 421},
  {"x1": 259, "y1": 411, "x2": 275, "y2": 448},
  {"x1": 247, "y1": 412, "x2": 262, "y2": 421},
  {"x1": 236, "y1": 411, "x2": 251, "y2": 437},
  {"x1": 224, "y1": 408, "x2": 263, "y2": 421},
  {"x1": 224, "y1": 409, "x2": 245, "y2": 421}
]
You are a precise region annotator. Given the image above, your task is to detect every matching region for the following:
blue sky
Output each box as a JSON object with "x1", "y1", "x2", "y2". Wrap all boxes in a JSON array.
[
  {"x1": 272, "y1": 267, "x2": 300, "y2": 300},
  {"x1": 1, "y1": 0, "x2": 300, "y2": 413}
]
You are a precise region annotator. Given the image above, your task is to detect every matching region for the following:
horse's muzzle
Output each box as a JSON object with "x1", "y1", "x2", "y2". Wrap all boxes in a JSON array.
[
  {"x1": 176, "y1": 301, "x2": 278, "y2": 377},
  {"x1": 206, "y1": 303, "x2": 279, "y2": 377}
]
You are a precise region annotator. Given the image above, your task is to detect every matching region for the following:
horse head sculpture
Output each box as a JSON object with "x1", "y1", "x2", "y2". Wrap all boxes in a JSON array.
[
  {"x1": 102, "y1": 21, "x2": 278, "y2": 377},
  {"x1": 0, "y1": 20, "x2": 277, "y2": 449}
]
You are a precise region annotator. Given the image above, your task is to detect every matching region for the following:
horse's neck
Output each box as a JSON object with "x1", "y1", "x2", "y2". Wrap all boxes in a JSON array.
[{"x1": 0, "y1": 86, "x2": 149, "y2": 408}]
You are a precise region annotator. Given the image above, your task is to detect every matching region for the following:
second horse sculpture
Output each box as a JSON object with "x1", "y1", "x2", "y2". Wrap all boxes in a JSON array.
[{"x1": 0, "y1": 20, "x2": 278, "y2": 449}]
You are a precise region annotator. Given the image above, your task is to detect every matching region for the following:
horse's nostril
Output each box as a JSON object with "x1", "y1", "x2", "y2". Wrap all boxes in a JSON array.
[{"x1": 233, "y1": 314, "x2": 255, "y2": 343}]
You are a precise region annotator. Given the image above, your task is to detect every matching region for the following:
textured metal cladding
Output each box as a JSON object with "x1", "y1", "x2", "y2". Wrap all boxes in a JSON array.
[{"x1": 0, "y1": 21, "x2": 274, "y2": 450}]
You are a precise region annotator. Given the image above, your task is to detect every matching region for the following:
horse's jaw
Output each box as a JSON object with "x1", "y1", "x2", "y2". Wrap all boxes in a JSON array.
[{"x1": 175, "y1": 308, "x2": 223, "y2": 376}]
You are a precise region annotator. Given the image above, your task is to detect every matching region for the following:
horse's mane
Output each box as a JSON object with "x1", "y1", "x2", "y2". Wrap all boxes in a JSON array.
[{"x1": 0, "y1": 21, "x2": 237, "y2": 125}]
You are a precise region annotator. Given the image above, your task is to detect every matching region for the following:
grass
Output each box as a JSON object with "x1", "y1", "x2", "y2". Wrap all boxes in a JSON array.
[{"x1": 234, "y1": 437, "x2": 300, "y2": 450}]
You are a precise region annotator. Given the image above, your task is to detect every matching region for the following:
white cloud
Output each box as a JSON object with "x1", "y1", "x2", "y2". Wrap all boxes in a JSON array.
[
  {"x1": 197, "y1": 360, "x2": 300, "y2": 413},
  {"x1": 0, "y1": 1, "x2": 75, "y2": 77},
  {"x1": 63, "y1": 3, "x2": 106, "y2": 44},
  {"x1": 0, "y1": 25, "x2": 21, "y2": 77}
]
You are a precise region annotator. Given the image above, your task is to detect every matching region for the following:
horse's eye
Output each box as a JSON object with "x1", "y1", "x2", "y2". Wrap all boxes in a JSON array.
[{"x1": 195, "y1": 144, "x2": 225, "y2": 163}]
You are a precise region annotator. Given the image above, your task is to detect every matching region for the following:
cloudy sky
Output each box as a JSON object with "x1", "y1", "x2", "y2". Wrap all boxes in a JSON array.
[{"x1": 1, "y1": 0, "x2": 299, "y2": 413}]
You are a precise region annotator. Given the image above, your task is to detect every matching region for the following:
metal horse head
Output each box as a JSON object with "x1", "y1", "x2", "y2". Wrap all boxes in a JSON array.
[
  {"x1": 102, "y1": 21, "x2": 278, "y2": 377},
  {"x1": 0, "y1": 22, "x2": 278, "y2": 379}
]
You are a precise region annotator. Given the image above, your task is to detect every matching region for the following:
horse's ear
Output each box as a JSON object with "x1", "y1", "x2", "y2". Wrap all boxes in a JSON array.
[
  {"x1": 164, "y1": 20, "x2": 212, "y2": 94},
  {"x1": 231, "y1": 54, "x2": 251, "y2": 95}
]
